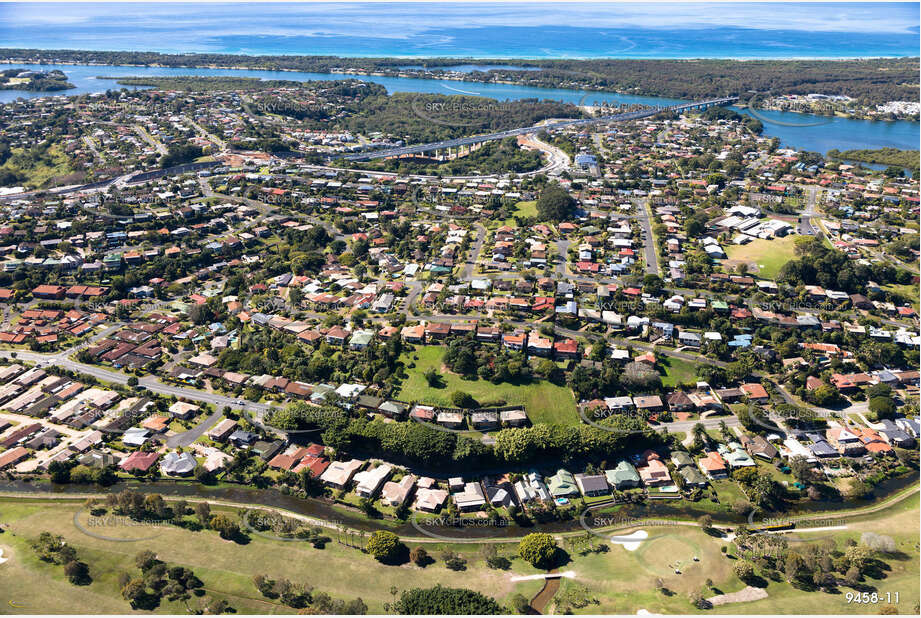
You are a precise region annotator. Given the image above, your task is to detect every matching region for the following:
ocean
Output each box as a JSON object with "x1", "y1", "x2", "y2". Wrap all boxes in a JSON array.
[{"x1": 0, "y1": 2, "x2": 918, "y2": 59}]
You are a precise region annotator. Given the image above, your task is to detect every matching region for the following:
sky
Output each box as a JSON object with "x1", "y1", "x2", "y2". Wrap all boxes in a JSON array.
[{"x1": 0, "y1": 2, "x2": 917, "y2": 57}]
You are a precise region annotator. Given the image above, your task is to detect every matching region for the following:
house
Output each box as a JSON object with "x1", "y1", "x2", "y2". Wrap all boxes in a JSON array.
[
  {"x1": 739, "y1": 434, "x2": 779, "y2": 460},
  {"x1": 697, "y1": 451, "x2": 728, "y2": 479},
  {"x1": 671, "y1": 451, "x2": 694, "y2": 469},
  {"x1": 715, "y1": 387, "x2": 744, "y2": 403},
  {"x1": 414, "y1": 485, "x2": 449, "y2": 512},
  {"x1": 633, "y1": 395, "x2": 663, "y2": 413},
  {"x1": 229, "y1": 430, "x2": 258, "y2": 448},
  {"x1": 605, "y1": 461, "x2": 641, "y2": 489},
  {"x1": 378, "y1": 401, "x2": 408, "y2": 419},
  {"x1": 500, "y1": 409, "x2": 528, "y2": 427},
  {"x1": 484, "y1": 481, "x2": 515, "y2": 508},
  {"x1": 741, "y1": 383, "x2": 770, "y2": 402},
  {"x1": 437, "y1": 411, "x2": 465, "y2": 429},
  {"x1": 320, "y1": 458, "x2": 364, "y2": 489},
  {"x1": 851, "y1": 427, "x2": 894, "y2": 455},
  {"x1": 353, "y1": 463, "x2": 393, "y2": 498},
  {"x1": 878, "y1": 419, "x2": 914, "y2": 447},
  {"x1": 32, "y1": 284, "x2": 66, "y2": 300},
  {"x1": 895, "y1": 417, "x2": 920, "y2": 438},
  {"x1": 325, "y1": 325, "x2": 350, "y2": 346},
  {"x1": 638, "y1": 458, "x2": 671, "y2": 486},
  {"x1": 453, "y1": 481, "x2": 487, "y2": 511},
  {"x1": 678, "y1": 465, "x2": 709, "y2": 487},
  {"x1": 381, "y1": 474, "x2": 416, "y2": 507},
  {"x1": 160, "y1": 451, "x2": 197, "y2": 476},
  {"x1": 575, "y1": 473, "x2": 609, "y2": 497},
  {"x1": 806, "y1": 436, "x2": 839, "y2": 459},
  {"x1": 826, "y1": 427, "x2": 865, "y2": 456},
  {"x1": 667, "y1": 391, "x2": 694, "y2": 412},
  {"x1": 348, "y1": 330, "x2": 374, "y2": 350},
  {"x1": 122, "y1": 427, "x2": 151, "y2": 447},
  {"x1": 471, "y1": 411, "x2": 499, "y2": 430},
  {"x1": 514, "y1": 471, "x2": 550, "y2": 503},
  {"x1": 547, "y1": 468, "x2": 579, "y2": 497},
  {"x1": 119, "y1": 451, "x2": 159, "y2": 473},
  {"x1": 410, "y1": 405, "x2": 435, "y2": 422},
  {"x1": 208, "y1": 418, "x2": 237, "y2": 441},
  {"x1": 168, "y1": 401, "x2": 199, "y2": 420},
  {"x1": 0, "y1": 446, "x2": 29, "y2": 470},
  {"x1": 718, "y1": 442, "x2": 757, "y2": 468}
]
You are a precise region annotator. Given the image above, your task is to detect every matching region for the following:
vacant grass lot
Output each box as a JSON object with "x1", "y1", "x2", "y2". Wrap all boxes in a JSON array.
[
  {"x1": 725, "y1": 234, "x2": 802, "y2": 280},
  {"x1": 1, "y1": 145, "x2": 73, "y2": 189},
  {"x1": 398, "y1": 345, "x2": 578, "y2": 425},
  {"x1": 659, "y1": 356, "x2": 699, "y2": 388},
  {"x1": 501, "y1": 200, "x2": 538, "y2": 227},
  {"x1": 883, "y1": 282, "x2": 920, "y2": 311}
]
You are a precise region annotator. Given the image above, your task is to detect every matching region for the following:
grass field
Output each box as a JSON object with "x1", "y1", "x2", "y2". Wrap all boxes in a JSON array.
[
  {"x1": 0, "y1": 498, "x2": 542, "y2": 614},
  {"x1": 501, "y1": 200, "x2": 538, "y2": 226},
  {"x1": 659, "y1": 356, "x2": 699, "y2": 388},
  {"x1": 883, "y1": 282, "x2": 920, "y2": 311},
  {"x1": 1, "y1": 145, "x2": 73, "y2": 189},
  {"x1": 725, "y1": 234, "x2": 803, "y2": 280},
  {"x1": 398, "y1": 345, "x2": 578, "y2": 425},
  {"x1": 0, "y1": 491, "x2": 917, "y2": 615}
]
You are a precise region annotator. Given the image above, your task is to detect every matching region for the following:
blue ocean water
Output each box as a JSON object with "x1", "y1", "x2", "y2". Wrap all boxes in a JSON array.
[{"x1": 0, "y1": 2, "x2": 918, "y2": 58}]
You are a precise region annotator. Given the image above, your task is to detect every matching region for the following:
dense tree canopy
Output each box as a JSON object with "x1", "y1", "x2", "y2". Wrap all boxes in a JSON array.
[
  {"x1": 536, "y1": 182, "x2": 576, "y2": 221},
  {"x1": 392, "y1": 585, "x2": 505, "y2": 615}
]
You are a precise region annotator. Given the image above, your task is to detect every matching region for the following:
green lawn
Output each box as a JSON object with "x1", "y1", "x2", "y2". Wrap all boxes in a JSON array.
[
  {"x1": 659, "y1": 356, "x2": 699, "y2": 388},
  {"x1": 0, "y1": 490, "x2": 917, "y2": 615},
  {"x1": 883, "y1": 282, "x2": 920, "y2": 311},
  {"x1": 0, "y1": 498, "x2": 540, "y2": 614},
  {"x1": 398, "y1": 345, "x2": 578, "y2": 424},
  {"x1": 512, "y1": 200, "x2": 537, "y2": 218},
  {"x1": 501, "y1": 200, "x2": 538, "y2": 226},
  {"x1": 725, "y1": 234, "x2": 803, "y2": 280}
]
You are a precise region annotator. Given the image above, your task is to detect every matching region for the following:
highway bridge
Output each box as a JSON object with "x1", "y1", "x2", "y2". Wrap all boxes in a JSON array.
[{"x1": 339, "y1": 96, "x2": 738, "y2": 162}]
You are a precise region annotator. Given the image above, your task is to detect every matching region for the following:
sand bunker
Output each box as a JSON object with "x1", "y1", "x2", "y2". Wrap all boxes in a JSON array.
[{"x1": 609, "y1": 529, "x2": 649, "y2": 551}]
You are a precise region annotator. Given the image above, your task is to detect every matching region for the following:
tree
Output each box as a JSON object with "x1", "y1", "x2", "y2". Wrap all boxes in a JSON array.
[
  {"x1": 732, "y1": 560, "x2": 756, "y2": 583},
  {"x1": 642, "y1": 274, "x2": 664, "y2": 295},
  {"x1": 510, "y1": 593, "x2": 531, "y2": 614},
  {"x1": 860, "y1": 532, "x2": 896, "y2": 554},
  {"x1": 209, "y1": 514, "x2": 240, "y2": 540},
  {"x1": 697, "y1": 514, "x2": 713, "y2": 532},
  {"x1": 392, "y1": 585, "x2": 504, "y2": 615},
  {"x1": 134, "y1": 550, "x2": 158, "y2": 572},
  {"x1": 121, "y1": 578, "x2": 147, "y2": 608},
  {"x1": 868, "y1": 396, "x2": 896, "y2": 420},
  {"x1": 423, "y1": 367, "x2": 441, "y2": 387},
  {"x1": 483, "y1": 545, "x2": 512, "y2": 570},
  {"x1": 450, "y1": 390, "x2": 476, "y2": 408},
  {"x1": 409, "y1": 546, "x2": 430, "y2": 567},
  {"x1": 536, "y1": 182, "x2": 576, "y2": 221},
  {"x1": 63, "y1": 560, "x2": 91, "y2": 585},
  {"x1": 365, "y1": 530, "x2": 402, "y2": 563},
  {"x1": 518, "y1": 533, "x2": 559, "y2": 569},
  {"x1": 195, "y1": 502, "x2": 211, "y2": 527}
]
